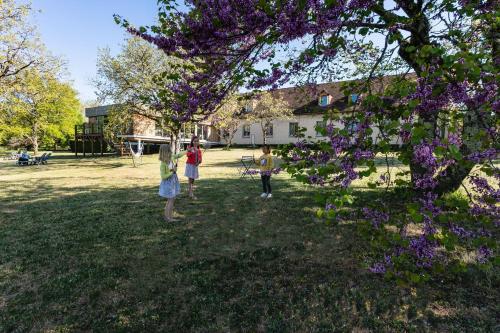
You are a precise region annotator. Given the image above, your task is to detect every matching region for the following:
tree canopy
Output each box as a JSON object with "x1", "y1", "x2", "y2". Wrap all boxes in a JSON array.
[
  {"x1": 94, "y1": 37, "x2": 188, "y2": 148},
  {"x1": 0, "y1": 0, "x2": 78, "y2": 152},
  {"x1": 0, "y1": 0, "x2": 60, "y2": 88},
  {"x1": 0, "y1": 69, "x2": 82, "y2": 153}
]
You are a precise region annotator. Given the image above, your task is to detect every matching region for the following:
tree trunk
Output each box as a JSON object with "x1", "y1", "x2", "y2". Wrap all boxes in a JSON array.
[
  {"x1": 169, "y1": 133, "x2": 178, "y2": 154},
  {"x1": 434, "y1": 110, "x2": 482, "y2": 195},
  {"x1": 261, "y1": 122, "x2": 267, "y2": 145},
  {"x1": 32, "y1": 138, "x2": 39, "y2": 156},
  {"x1": 171, "y1": 128, "x2": 181, "y2": 154},
  {"x1": 31, "y1": 122, "x2": 39, "y2": 156},
  {"x1": 392, "y1": 6, "x2": 477, "y2": 197}
]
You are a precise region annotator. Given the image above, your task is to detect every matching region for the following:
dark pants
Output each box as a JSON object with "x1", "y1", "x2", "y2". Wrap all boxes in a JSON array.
[{"x1": 261, "y1": 175, "x2": 272, "y2": 194}]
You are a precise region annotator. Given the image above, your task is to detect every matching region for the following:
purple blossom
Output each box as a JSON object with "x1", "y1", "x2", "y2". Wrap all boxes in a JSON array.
[
  {"x1": 477, "y1": 246, "x2": 493, "y2": 264},
  {"x1": 369, "y1": 262, "x2": 386, "y2": 274},
  {"x1": 362, "y1": 207, "x2": 389, "y2": 229},
  {"x1": 466, "y1": 148, "x2": 498, "y2": 163},
  {"x1": 409, "y1": 236, "x2": 437, "y2": 267},
  {"x1": 450, "y1": 225, "x2": 473, "y2": 239},
  {"x1": 308, "y1": 174, "x2": 326, "y2": 186},
  {"x1": 325, "y1": 203, "x2": 336, "y2": 211}
]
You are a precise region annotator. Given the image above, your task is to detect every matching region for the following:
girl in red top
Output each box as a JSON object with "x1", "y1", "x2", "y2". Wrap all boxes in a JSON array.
[{"x1": 184, "y1": 136, "x2": 202, "y2": 199}]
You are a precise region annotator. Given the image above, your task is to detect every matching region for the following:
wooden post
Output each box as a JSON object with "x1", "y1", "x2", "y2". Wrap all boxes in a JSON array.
[
  {"x1": 100, "y1": 125, "x2": 104, "y2": 157},
  {"x1": 82, "y1": 129, "x2": 86, "y2": 158},
  {"x1": 75, "y1": 125, "x2": 78, "y2": 158},
  {"x1": 91, "y1": 136, "x2": 94, "y2": 156}
]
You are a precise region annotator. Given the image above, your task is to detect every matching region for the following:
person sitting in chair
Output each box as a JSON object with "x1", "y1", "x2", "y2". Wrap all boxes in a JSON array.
[{"x1": 18, "y1": 150, "x2": 30, "y2": 164}]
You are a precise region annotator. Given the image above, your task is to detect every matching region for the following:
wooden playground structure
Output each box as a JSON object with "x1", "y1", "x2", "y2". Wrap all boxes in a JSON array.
[{"x1": 74, "y1": 123, "x2": 106, "y2": 157}]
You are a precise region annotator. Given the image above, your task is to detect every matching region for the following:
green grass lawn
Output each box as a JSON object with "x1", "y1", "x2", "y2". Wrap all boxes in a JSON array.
[{"x1": 0, "y1": 149, "x2": 497, "y2": 332}]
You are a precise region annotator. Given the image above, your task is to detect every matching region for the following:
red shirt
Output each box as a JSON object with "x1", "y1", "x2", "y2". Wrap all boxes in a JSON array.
[{"x1": 186, "y1": 146, "x2": 202, "y2": 165}]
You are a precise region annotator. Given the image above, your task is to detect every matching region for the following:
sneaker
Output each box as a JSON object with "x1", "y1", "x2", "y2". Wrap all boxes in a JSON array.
[
  {"x1": 266, "y1": 193, "x2": 273, "y2": 199},
  {"x1": 260, "y1": 193, "x2": 268, "y2": 198}
]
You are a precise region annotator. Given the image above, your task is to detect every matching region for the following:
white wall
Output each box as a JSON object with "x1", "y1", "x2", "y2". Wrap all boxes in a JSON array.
[
  {"x1": 224, "y1": 115, "x2": 401, "y2": 145},
  {"x1": 226, "y1": 115, "x2": 331, "y2": 145}
]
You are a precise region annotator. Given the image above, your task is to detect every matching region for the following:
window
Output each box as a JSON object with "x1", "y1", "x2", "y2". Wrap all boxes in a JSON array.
[
  {"x1": 319, "y1": 95, "x2": 329, "y2": 106},
  {"x1": 345, "y1": 120, "x2": 359, "y2": 134},
  {"x1": 242, "y1": 124, "x2": 251, "y2": 138},
  {"x1": 315, "y1": 120, "x2": 327, "y2": 137},
  {"x1": 289, "y1": 122, "x2": 299, "y2": 137},
  {"x1": 244, "y1": 101, "x2": 253, "y2": 113},
  {"x1": 199, "y1": 125, "x2": 209, "y2": 140},
  {"x1": 265, "y1": 123, "x2": 274, "y2": 137}
]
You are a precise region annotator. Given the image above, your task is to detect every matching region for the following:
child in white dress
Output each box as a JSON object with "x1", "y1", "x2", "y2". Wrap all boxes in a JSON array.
[{"x1": 158, "y1": 144, "x2": 185, "y2": 221}]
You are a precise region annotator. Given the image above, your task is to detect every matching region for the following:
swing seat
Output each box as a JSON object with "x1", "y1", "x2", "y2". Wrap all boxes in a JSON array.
[{"x1": 127, "y1": 141, "x2": 144, "y2": 167}]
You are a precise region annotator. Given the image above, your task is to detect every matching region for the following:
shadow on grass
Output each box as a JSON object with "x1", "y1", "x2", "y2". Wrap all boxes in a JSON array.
[
  {"x1": 0, "y1": 156, "x2": 130, "y2": 172},
  {"x1": 0, "y1": 177, "x2": 497, "y2": 332}
]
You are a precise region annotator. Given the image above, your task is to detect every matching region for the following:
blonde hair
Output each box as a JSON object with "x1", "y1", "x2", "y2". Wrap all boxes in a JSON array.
[{"x1": 159, "y1": 144, "x2": 172, "y2": 163}]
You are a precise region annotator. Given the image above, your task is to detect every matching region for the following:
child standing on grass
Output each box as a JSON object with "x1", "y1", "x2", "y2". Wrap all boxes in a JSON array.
[
  {"x1": 159, "y1": 144, "x2": 185, "y2": 222},
  {"x1": 255, "y1": 145, "x2": 274, "y2": 199},
  {"x1": 185, "y1": 136, "x2": 202, "y2": 199}
]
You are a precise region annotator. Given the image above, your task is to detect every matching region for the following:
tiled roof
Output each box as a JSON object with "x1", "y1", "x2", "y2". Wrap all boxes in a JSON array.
[
  {"x1": 268, "y1": 74, "x2": 415, "y2": 115},
  {"x1": 86, "y1": 74, "x2": 415, "y2": 119}
]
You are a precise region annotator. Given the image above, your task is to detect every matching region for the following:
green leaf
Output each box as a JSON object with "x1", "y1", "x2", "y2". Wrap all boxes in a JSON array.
[
  {"x1": 409, "y1": 273, "x2": 421, "y2": 283},
  {"x1": 449, "y1": 145, "x2": 462, "y2": 160},
  {"x1": 405, "y1": 46, "x2": 416, "y2": 53}
]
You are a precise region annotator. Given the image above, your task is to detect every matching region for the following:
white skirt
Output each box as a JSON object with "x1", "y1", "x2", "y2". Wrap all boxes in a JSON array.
[
  {"x1": 184, "y1": 163, "x2": 199, "y2": 179},
  {"x1": 159, "y1": 174, "x2": 181, "y2": 198}
]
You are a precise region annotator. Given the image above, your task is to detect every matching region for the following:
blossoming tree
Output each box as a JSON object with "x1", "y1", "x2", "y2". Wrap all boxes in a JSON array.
[
  {"x1": 117, "y1": 0, "x2": 498, "y2": 280},
  {"x1": 245, "y1": 92, "x2": 293, "y2": 145},
  {"x1": 94, "y1": 37, "x2": 187, "y2": 151},
  {"x1": 210, "y1": 94, "x2": 244, "y2": 149}
]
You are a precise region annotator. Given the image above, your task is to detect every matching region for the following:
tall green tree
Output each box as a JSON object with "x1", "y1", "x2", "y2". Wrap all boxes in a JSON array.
[
  {"x1": 94, "y1": 37, "x2": 185, "y2": 150},
  {"x1": 1, "y1": 69, "x2": 82, "y2": 154},
  {"x1": 0, "y1": 0, "x2": 56, "y2": 88}
]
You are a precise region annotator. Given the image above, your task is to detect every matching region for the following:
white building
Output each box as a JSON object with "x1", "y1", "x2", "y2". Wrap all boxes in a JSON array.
[
  {"x1": 225, "y1": 77, "x2": 400, "y2": 146},
  {"x1": 81, "y1": 77, "x2": 402, "y2": 155}
]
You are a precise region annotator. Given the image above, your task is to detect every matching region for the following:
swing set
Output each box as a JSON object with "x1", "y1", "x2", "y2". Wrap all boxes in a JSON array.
[{"x1": 126, "y1": 140, "x2": 144, "y2": 167}]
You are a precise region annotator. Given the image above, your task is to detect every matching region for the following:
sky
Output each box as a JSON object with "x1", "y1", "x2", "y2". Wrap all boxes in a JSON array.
[
  {"x1": 31, "y1": 1, "x2": 391, "y2": 104},
  {"x1": 32, "y1": 0, "x2": 161, "y2": 103}
]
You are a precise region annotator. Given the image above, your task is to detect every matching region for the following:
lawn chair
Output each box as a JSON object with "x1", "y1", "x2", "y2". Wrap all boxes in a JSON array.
[
  {"x1": 36, "y1": 152, "x2": 52, "y2": 165},
  {"x1": 32, "y1": 153, "x2": 47, "y2": 165},
  {"x1": 16, "y1": 157, "x2": 32, "y2": 166},
  {"x1": 238, "y1": 155, "x2": 257, "y2": 181},
  {"x1": 42, "y1": 152, "x2": 52, "y2": 164}
]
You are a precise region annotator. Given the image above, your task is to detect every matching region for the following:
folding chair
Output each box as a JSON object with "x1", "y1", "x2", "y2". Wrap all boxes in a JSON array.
[
  {"x1": 238, "y1": 155, "x2": 257, "y2": 181},
  {"x1": 32, "y1": 153, "x2": 47, "y2": 165}
]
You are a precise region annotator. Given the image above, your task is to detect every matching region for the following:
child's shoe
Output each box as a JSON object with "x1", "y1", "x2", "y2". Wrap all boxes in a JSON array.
[
  {"x1": 266, "y1": 193, "x2": 273, "y2": 199},
  {"x1": 260, "y1": 193, "x2": 268, "y2": 198}
]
